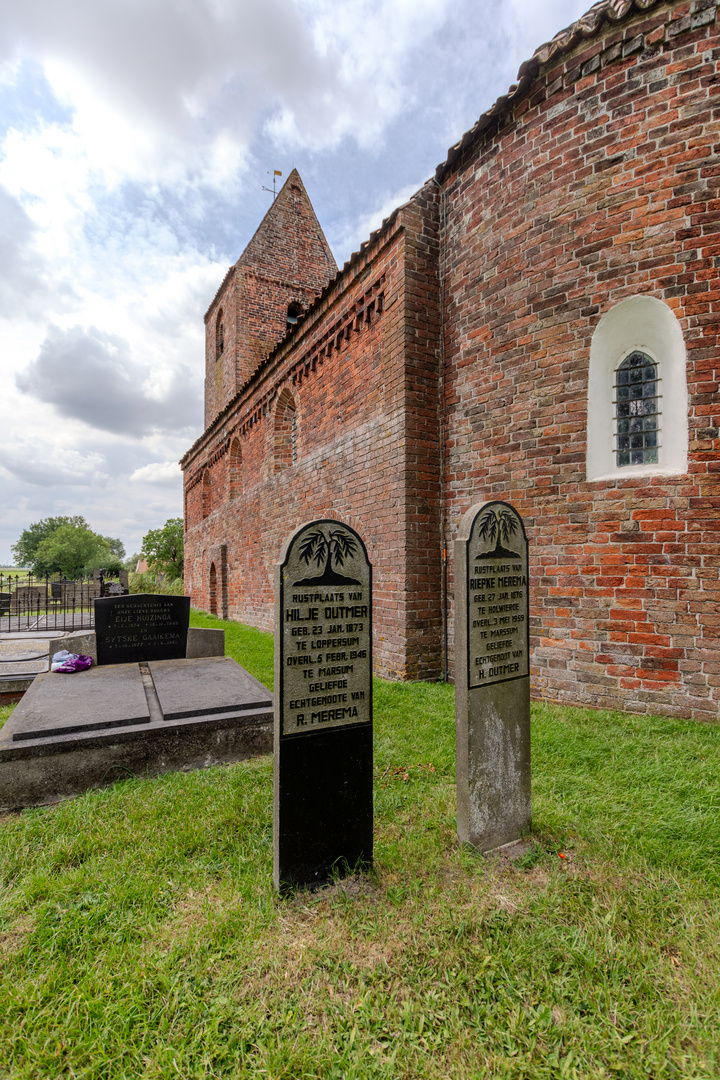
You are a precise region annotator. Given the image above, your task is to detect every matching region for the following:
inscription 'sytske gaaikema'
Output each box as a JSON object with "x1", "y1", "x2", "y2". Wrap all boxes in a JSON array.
[{"x1": 279, "y1": 523, "x2": 372, "y2": 736}]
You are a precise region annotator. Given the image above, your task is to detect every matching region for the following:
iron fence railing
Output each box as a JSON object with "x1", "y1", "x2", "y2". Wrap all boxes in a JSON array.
[{"x1": 0, "y1": 569, "x2": 129, "y2": 634}]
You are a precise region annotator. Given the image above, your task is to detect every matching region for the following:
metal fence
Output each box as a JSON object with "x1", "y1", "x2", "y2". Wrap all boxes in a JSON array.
[{"x1": 0, "y1": 569, "x2": 129, "y2": 634}]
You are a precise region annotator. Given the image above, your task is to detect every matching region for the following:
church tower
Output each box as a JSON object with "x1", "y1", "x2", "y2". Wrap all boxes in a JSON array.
[{"x1": 203, "y1": 170, "x2": 337, "y2": 426}]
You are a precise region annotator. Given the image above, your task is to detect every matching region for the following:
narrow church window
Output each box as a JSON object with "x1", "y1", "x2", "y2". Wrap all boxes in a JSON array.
[
  {"x1": 202, "y1": 469, "x2": 212, "y2": 518},
  {"x1": 287, "y1": 302, "x2": 302, "y2": 331},
  {"x1": 216, "y1": 309, "x2": 224, "y2": 359},
  {"x1": 228, "y1": 436, "x2": 242, "y2": 499},
  {"x1": 274, "y1": 391, "x2": 297, "y2": 471},
  {"x1": 209, "y1": 561, "x2": 217, "y2": 616},
  {"x1": 614, "y1": 351, "x2": 659, "y2": 467}
]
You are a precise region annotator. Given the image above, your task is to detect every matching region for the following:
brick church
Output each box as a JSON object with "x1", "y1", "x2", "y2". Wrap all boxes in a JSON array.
[{"x1": 182, "y1": 0, "x2": 720, "y2": 720}]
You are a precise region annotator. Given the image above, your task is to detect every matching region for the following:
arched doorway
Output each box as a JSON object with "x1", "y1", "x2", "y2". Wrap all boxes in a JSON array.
[{"x1": 209, "y1": 561, "x2": 217, "y2": 616}]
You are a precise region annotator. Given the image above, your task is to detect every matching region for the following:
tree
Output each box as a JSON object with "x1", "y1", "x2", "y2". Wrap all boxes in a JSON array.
[
  {"x1": 102, "y1": 535, "x2": 126, "y2": 561},
  {"x1": 11, "y1": 516, "x2": 126, "y2": 576},
  {"x1": 11, "y1": 515, "x2": 89, "y2": 567},
  {"x1": 32, "y1": 525, "x2": 118, "y2": 578},
  {"x1": 477, "y1": 506, "x2": 520, "y2": 558},
  {"x1": 82, "y1": 548, "x2": 124, "y2": 576},
  {"x1": 295, "y1": 526, "x2": 361, "y2": 586},
  {"x1": 141, "y1": 519, "x2": 184, "y2": 581}
]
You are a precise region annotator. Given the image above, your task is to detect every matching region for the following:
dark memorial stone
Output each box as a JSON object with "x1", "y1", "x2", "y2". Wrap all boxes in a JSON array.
[
  {"x1": 94, "y1": 594, "x2": 190, "y2": 666},
  {"x1": 274, "y1": 519, "x2": 372, "y2": 892},
  {"x1": 455, "y1": 500, "x2": 531, "y2": 852}
]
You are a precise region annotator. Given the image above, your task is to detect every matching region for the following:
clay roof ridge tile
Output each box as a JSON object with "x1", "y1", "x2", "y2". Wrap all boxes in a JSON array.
[
  {"x1": 435, "y1": 0, "x2": 664, "y2": 179},
  {"x1": 204, "y1": 265, "x2": 235, "y2": 321}
]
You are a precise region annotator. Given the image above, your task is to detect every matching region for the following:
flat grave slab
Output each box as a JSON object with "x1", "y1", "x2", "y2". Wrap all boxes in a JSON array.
[
  {"x1": 149, "y1": 656, "x2": 272, "y2": 719},
  {"x1": 0, "y1": 656, "x2": 273, "y2": 810},
  {"x1": 0, "y1": 636, "x2": 50, "y2": 677},
  {"x1": 8, "y1": 663, "x2": 150, "y2": 740}
]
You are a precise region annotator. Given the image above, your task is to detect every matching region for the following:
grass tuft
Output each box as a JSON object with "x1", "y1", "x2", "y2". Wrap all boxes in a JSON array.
[
  {"x1": 0, "y1": 703, "x2": 14, "y2": 731},
  {"x1": 0, "y1": 616, "x2": 719, "y2": 1077}
]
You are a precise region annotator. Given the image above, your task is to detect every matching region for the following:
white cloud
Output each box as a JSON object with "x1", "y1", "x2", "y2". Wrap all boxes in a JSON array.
[
  {"x1": 0, "y1": 183, "x2": 65, "y2": 317},
  {"x1": 0, "y1": 0, "x2": 598, "y2": 566},
  {"x1": 0, "y1": 443, "x2": 108, "y2": 488},
  {"x1": 0, "y1": 0, "x2": 473, "y2": 186},
  {"x1": 334, "y1": 177, "x2": 428, "y2": 263},
  {"x1": 15, "y1": 325, "x2": 200, "y2": 437},
  {"x1": 130, "y1": 461, "x2": 182, "y2": 486}
]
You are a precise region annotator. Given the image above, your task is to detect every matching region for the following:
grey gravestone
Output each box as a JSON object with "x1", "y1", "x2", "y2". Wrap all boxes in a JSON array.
[
  {"x1": 455, "y1": 500, "x2": 531, "y2": 851},
  {"x1": 94, "y1": 594, "x2": 190, "y2": 665},
  {"x1": 274, "y1": 519, "x2": 372, "y2": 892},
  {"x1": 186, "y1": 627, "x2": 224, "y2": 658}
]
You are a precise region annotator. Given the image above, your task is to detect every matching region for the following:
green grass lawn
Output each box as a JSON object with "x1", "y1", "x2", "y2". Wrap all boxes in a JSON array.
[{"x1": 1, "y1": 614, "x2": 719, "y2": 1078}]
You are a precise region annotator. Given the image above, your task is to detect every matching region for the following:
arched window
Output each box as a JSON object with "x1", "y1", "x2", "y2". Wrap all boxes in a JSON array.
[
  {"x1": 587, "y1": 296, "x2": 687, "y2": 481},
  {"x1": 615, "y1": 351, "x2": 659, "y2": 467},
  {"x1": 202, "y1": 469, "x2": 212, "y2": 518},
  {"x1": 215, "y1": 309, "x2": 224, "y2": 360},
  {"x1": 209, "y1": 561, "x2": 217, "y2": 616},
  {"x1": 274, "y1": 390, "x2": 297, "y2": 472},
  {"x1": 228, "y1": 436, "x2": 242, "y2": 499},
  {"x1": 286, "y1": 301, "x2": 303, "y2": 331}
]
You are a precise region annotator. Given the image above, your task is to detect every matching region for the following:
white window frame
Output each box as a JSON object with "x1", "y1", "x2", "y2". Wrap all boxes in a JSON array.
[{"x1": 586, "y1": 295, "x2": 688, "y2": 481}]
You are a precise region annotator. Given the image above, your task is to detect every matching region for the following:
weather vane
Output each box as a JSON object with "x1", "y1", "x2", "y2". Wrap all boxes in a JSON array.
[{"x1": 262, "y1": 170, "x2": 283, "y2": 201}]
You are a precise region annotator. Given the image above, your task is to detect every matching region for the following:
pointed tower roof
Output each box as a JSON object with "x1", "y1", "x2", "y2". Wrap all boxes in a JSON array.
[{"x1": 235, "y1": 168, "x2": 336, "y2": 281}]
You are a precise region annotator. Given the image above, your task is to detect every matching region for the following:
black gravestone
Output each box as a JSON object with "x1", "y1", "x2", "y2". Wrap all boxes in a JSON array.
[
  {"x1": 94, "y1": 594, "x2": 190, "y2": 666},
  {"x1": 274, "y1": 519, "x2": 373, "y2": 892},
  {"x1": 455, "y1": 500, "x2": 531, "y2": 852}
]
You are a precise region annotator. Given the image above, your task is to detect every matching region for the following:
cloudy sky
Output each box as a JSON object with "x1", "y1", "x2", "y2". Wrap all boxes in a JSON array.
[{"x1": 0, "y1": 0, "x2": 591, "y2": 564}]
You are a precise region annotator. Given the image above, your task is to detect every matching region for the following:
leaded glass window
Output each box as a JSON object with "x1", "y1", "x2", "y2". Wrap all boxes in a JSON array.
[{"x1": 614, "y1": 350, "x2": 660, "y2": 466}]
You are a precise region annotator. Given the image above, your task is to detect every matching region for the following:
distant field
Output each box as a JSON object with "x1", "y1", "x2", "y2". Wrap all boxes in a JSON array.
[{"x1": 1, "y1": 614, "x2": 719, "y2": 1078}]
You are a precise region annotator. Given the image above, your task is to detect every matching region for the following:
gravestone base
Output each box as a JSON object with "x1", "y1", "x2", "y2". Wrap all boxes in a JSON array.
[
  {"x1": 274, "y1": 724, "x2": 373, "y2": 893},
  {"x1": 0, "y1": 656, "x2": 272, "y2": 811},
  {"x1": 457, "y1": 677, "x2": 531, "y2": 852}
]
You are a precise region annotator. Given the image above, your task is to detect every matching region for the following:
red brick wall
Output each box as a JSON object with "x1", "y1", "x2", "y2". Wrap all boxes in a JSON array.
[
  {"x1": 185, "y1": 1, "x2": 720, "y2": 719},
  {"x1": 440, "y1": 0, "x2": 720, "y2": 718},
  {"x1": 203, "y1": 269, "x2": 237, "y2": 429},
  {"x1": 184, "y1": 188, "x2": 443, "y2": 680},
  {"x1": 203, "y1": 171, "x2": 337, "y2": 426}
]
